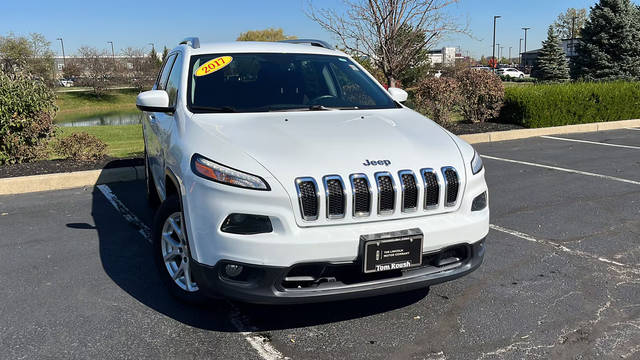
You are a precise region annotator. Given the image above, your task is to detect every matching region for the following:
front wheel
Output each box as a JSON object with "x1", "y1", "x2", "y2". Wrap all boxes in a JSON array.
[{"x1": 152, "y1": 195, "x2": 204, "y2": 303}]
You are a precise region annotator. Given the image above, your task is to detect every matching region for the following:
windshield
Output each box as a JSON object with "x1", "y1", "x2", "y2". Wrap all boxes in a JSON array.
[{"x1": 188, "y1": 53, "x2": 398, "y2": 113}]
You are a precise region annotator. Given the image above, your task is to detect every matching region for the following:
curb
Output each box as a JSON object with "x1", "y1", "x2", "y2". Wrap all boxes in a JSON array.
[
  {"x1": 1, "y1": 119, "x2": 639, "y2": 196},
  {"x1": 0, "y1": 166, "x2": 144, "y2": 196},
  {"x1": 459, "y1": 119, "x2": 640, "y2": 144}
]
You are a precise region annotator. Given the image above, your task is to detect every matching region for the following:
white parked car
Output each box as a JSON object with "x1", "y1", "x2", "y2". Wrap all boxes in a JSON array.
[
  {"x1": 497, "y1": 68, "x2": 525, "y2": 78},
  {"x1": 136, "y1": 38, "x2": 489, "y2": 304},
  {"x1": 58, "y1": 79, "x2": 74, "y2": 87}
]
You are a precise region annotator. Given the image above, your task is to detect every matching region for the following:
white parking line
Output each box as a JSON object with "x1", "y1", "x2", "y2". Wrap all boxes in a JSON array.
[
  {"x1": 489, "y1": 224, "x2": 630, "y2": 268},
  {"x1": 481, "y1": 155, "x2": 640, "y2": 186},
  {"x1": 540, "y1": 135, "x2": 640, "y2": 150},
  {"x1": 97, "y1": 185, "x2": 152, "y2": 242},
  {"x1": 625, "y1": 127, "x2": 640, "y2": 131},
  {"x1": 97, "y1": 184, "x2": 284, "y2": 360}
]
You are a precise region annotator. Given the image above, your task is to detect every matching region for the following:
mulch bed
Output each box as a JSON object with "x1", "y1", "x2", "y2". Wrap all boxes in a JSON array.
[
  {"x1": 0, "y1": 157, "x2": 143, "y2": 179},
  {"x1": 0, "y1": 121, "x2": 523, "y2": 179},
  {"x1": 446, "y1": 121, "x2": 524, "y2": 135}
]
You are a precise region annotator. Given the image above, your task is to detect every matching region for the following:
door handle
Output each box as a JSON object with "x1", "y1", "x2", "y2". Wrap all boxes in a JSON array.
[{"x1": 149, "y1": 114, "x2": 157, "y2": 122}]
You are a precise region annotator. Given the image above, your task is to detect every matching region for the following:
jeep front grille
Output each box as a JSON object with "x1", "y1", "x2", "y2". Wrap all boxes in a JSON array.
[
  {"x1": 442, "y1": 167, "x2": 459, "y2": 206},
  {"x1": 295, "y1": 166, "x2": 459, "y2": 221},
  {"x1": 295, "y1": 178, "x2": 319, "y2": 221},
  {"x1": 375, "y1": 172, "x2": 396, "y2": 215},
  {"x1": 350, "y1": 174, "x2": 371, "y2": 217},
  {"x1": 398, "y1": 170, "x2": 418, "y2": 212},
  {"x1": 421, "y1": 168, "x2": 440, "y2": 209},
  {"x1": 323, "y1": 175, "x2": 346, "y2": 219}
]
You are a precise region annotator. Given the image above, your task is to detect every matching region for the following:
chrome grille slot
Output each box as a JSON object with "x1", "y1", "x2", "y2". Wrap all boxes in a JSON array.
[
  {"x1": 375, "y1": 172, "x2": 395, "y2": 215},
  {"x1": 442, "y1": 167, "x2": 459, "y2": 207},
  {"x1": 295, "y1": 177, "x2": 320, "y2": 221},
  {"x1": 350, "y1": 174, "x2": 372, "y2": 217},
  {"x1": 323, "y1": 175, "x2": 346, "y2": 219},
  {"x1": 421, "y1": 168, "x2": 440, "y2": 209},
  {"x1": 398, "y1": 170, "x2": 418, "y2": 212}
]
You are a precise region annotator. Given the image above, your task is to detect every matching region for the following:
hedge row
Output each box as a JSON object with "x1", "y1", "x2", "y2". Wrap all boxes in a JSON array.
[{"x1": 499, "y1": 81, "x2": 640, "y2": 128}]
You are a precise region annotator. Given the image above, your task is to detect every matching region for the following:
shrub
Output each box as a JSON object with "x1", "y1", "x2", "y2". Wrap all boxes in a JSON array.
[
  {"x1": 54, "y1": 132, "x2": 107, "y2": 161},
  {"x1": 455, "y1": 69, "x2": 504, "y2": 123},
  {"x1": 500, "y1": 75, "x2": 536, "y2": 83},
  {"x1": 413, "y1": 77, "x2": 461, "y2": 124},
  {"x1": 500, "y1": 81, "x2": 640, "y2": 128},
  {"x1": 0, "y1": 72, "x2": 57, "y2": 164}
]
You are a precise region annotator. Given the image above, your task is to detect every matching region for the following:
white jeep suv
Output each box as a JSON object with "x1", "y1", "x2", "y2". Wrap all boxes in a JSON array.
[{"x1": 136, "y1": 38, "x2": 489, "y2": 304}]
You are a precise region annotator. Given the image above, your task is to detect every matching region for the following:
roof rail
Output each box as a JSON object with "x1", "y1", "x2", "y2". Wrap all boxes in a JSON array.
[
  {"x1": 279, "y1": 39, "x2": 333, "y2": 50},
  {"x1": 179, "y1": 37, "x2": 200, "y2": 49}
]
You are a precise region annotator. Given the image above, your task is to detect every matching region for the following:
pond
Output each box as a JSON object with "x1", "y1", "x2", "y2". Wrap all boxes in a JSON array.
[{"x1": 58, "y1": 112, "x2": 144, "y2": 127}]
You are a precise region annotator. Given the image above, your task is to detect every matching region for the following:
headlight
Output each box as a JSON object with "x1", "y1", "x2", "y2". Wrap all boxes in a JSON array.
[
  {"x1": 191, "y1": 154, "x2": 270, "y2": 190},
  {"x1": 471, "y1": 150, "x2": 483, "y2": 175}
]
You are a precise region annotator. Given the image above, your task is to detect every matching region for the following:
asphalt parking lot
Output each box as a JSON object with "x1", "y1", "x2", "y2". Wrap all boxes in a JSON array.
[{"x1": 1, "y1": 128, "x2": 639, "y2": 360}]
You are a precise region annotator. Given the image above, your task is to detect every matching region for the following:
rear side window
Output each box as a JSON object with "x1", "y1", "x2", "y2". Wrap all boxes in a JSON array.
[
  {"x1": 166, "y1": 54, "x2": 183, "y2": 107},
  {"x1": 156, "y1": 54, "x2": 176, "y2": 90}
]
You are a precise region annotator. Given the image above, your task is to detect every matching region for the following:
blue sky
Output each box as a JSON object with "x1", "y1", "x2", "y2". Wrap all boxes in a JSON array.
[{"x1": 0, "y1": 0, "x2": 621, "y2": 58}]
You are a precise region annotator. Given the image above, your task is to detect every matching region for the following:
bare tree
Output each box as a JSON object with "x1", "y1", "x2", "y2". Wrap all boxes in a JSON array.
[
  {"x1": 120, "y1": 47, "x2": 158, "y2": 91},
  {"x1": 76, "y1": 46, "x2": 113, "y2": 95},
  {"x1": 307, "y1": 0, "x2": 466, "y2": 87}
]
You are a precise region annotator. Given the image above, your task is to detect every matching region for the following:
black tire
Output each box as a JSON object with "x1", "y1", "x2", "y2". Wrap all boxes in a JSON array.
[
  {"x1": 145, "y1": 151, "x2": 161, "y2": 209},
  {"x1": 152, "y1": 195, "x2": 205, "y2": 304}
]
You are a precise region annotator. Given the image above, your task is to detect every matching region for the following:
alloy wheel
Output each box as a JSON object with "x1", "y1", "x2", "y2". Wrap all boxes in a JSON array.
[{"x1": 161, "y1": 212, "x2": 198, "y2": 292}]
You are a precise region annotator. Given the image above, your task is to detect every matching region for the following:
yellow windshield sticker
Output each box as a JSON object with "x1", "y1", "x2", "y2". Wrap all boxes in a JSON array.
[{"x1": 195, "y1": 56, "x2": 233, "y2": 77}]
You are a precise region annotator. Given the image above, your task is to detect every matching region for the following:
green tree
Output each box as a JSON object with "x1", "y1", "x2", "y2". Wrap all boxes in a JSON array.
[
  {"x1": 0, "y1": 32, "x2": 54, "y2": 84},
  {"x1": 148, "y1": 46, "x2": 161, "y2": 67},
  {"x1": 573, "y1": 0, "x2": 640, "y2": 80},
  {"x1": 532, "y1": 26, "x2": 570, "y2": 81},
  {"x1": 161, "y1": 46, "x2": 169, "y2": 62},
  {"x1": 552, "y1": 8, "x2": 588, "y2": 39},
  {"x1": 236, "y1": 28, "x2": 297, "y2": 41}
]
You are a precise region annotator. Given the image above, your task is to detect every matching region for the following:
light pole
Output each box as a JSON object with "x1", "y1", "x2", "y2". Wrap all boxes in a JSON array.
[
  {"x1": 509, "y1": 47, "x2": 512, "y2": 63},
  {"x1": 496, "y1": 43, "x2": 500, "y2": 62},
  {"x1": 522, "y1": 27, "x2": 530, "y2": 68},
  {"x1": 519, "y1": 38, "x2": 523, "y2": 66},
  {"x1": 492, "y1": 16, "x2": 501, "y2": 71},
  {"x1": 56, "y1": 37, "x2": 65, "y2": 68},
  {"x1": 500, "y1": 46, "x2": 504, "y2": 60}
]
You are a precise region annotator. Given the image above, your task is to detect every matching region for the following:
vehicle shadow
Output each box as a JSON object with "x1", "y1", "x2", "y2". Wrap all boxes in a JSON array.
[{"x1": 91, "y1": 184, "x2": 428, "y2": 332}]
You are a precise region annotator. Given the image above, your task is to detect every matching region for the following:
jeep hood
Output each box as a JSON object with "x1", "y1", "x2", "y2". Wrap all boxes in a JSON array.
[{"x1": 191, "y1": 108, "x2": 466, "y2": 185}]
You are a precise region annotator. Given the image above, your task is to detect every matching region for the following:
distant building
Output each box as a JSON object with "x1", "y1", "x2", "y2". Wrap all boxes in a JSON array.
[
  {"x1": 521, "y1": 38, "x2": 580, "y2": 67},
  {"x1": 427, "y1": 47, "x2": 463, "y2": 66},
  {"x1": 53, "y1": 54, "x2": 155, "y2": 79}
]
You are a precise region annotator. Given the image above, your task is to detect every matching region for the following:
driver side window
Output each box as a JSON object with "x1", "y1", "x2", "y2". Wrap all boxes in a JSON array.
[{"x1": 156, "y1": 54, "x2": 176, "y2": 90}]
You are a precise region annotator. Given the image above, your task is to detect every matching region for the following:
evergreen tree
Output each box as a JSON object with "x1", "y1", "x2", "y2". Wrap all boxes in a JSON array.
[
  {"x1": 161, "y1": 46, "x2": 169, "y2": 62},
  {"x1": 573, "y1": 0, "x2": 640, "y2": 80},
  {"x1": 148, "y1": 46, "x2": 161, "y2": 67},
  {"x1": 532, "y1": 26, "x2": 570, "y2": 81}
]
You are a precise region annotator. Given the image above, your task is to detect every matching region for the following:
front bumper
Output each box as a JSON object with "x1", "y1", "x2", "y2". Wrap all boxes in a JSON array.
[{"x1": 190, "y1": 238, "x2": 485, "y2": 304}]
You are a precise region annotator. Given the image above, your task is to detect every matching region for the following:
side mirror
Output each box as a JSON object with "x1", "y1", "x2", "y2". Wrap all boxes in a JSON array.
[
  {"x1": 388, "y1": 87, "x2": 408, "y2": 103},
  {"x1": 136, "y1": 90, "x2": 173, "y2": 112}
]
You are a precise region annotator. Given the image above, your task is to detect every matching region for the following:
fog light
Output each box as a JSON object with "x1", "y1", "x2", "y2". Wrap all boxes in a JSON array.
[
  {"x1": 221, "y1": 213, "x2": 273, "y2": 235},
  {"x1": 225, "y1": 264, "x2": 244, "y2": 278},
  {"x1": 472, "y1": 192, "x2": 487, "y2": 211}
]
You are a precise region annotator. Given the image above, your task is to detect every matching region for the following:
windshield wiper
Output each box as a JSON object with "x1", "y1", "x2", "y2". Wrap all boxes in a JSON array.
[
  {"x1": 191, "y1": 105, "x2": 237, "y2": 113},
  {"x1": 266, "y1": 105, "x2": 360, "y2": 112}
]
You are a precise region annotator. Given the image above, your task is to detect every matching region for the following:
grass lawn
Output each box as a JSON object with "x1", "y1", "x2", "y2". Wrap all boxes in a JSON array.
[
  {"x1": 57, "y1": 124, "x2": 144, "y2": 158},
  {"x1": 55, "y1": 88, "x2": 138, "y2": 123}
]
